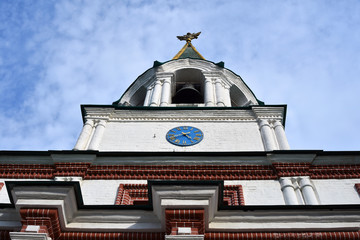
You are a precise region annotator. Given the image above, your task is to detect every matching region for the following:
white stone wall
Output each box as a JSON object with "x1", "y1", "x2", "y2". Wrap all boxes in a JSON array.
[
  {"x1": 68, "y1": 179, "x2": 360, "y2": 205},
  {"x1": 313, "y1": 178, "x2": 360, "y2": 204},
  {"x1": 1, "y1": 179, "x2": 360, "y2": 205},
  {"x1": 226, "y1": 180, "x2": 285, "y2": 205},
  {"x1": 99, "y1": 121, "x2": 264, "y2": 152},
  {"x1": 81, "y1": 179, "x2": 147, "y2": 205}
]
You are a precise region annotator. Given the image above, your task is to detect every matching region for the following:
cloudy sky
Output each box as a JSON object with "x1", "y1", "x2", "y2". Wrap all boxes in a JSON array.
[{"x1": 1, "y1": 0, "x2": 359, "y2": 151}]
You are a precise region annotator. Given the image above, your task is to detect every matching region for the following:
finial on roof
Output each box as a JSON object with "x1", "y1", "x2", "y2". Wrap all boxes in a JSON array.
[
  {"x1": 177, "y1": 32, "x2": 201, "y2": 43},
  {"x1": 173, "y1": 32, "x2": 205, "y2": 60}
]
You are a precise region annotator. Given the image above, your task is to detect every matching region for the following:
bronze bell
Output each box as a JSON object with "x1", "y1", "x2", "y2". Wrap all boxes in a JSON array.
[{"x1": 172, "y1": 83, "x2": 203, "y2": 104}]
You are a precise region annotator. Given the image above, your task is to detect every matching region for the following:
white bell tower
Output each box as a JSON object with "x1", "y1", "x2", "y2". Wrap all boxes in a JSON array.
[{"x1": 74, "y1": 32, "x2": 290, "y2": 152}]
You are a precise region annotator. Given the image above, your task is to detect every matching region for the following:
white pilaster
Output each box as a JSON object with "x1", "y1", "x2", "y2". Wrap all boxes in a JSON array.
[
  {"x1": 215, "y1": 79, "x2": 225, "y2": 107},
  {"x1": 299, "y1": 178, "x2": 319, "y2": 205},
  {"x1": 160, "y1": 79, "x2": 171, "y2": 106},
  {"x1": 150, "y1": 80, "x2": 162, "y2": 106},
  {"x1": 204, "y1": 78, "x2": 215, "y2": 106},
  {"x1": 224, "y1": 85, "x2": 232, "y2": 106},
  {"x1": 258, "y1": 119, "x2": 277, "y2": 151},
  {"x1": 73, "y1": 119, "x2": 94, "y2": 150},
  {"x1": 293, "y1": 180, "x2": 305, "y2": 205},
  {"x1": 143, "y1": 87, "x2": 153, "y2": 106},
  {"x1": 280, "y1": 178, "x2": 299, "y2": 205},
  {"x1": 273, "y1": 120, "x2": 290, "y2": 150},
  {"x1": 87, "y1": 120, "x2": 107, "y2": 150}
]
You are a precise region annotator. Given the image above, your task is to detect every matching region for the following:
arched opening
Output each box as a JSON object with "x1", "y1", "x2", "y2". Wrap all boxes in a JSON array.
[
  {"x1": 128, "y1": 86, "x2": 146, "y2": 106},
  {"x1": 172, "y1": 68, "x2": 205, "y2": 105},
  {"x1": 229, "y1": 85, "x2": 253, "y2": 107}
]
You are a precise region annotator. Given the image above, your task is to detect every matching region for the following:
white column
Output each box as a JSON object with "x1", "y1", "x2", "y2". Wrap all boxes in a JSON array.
[
  {"x1": 215, "y1": 79, "x2": 225, "y2": 106},
  {"x1": 299, "y1": 178, "x2": 319, "y2": 205},
  {"x1": 258, "y1": 119, "x2": 277, "y2": 151},
  {"x1": 160, "y1": 79, "x2": 171, "y2": 106},
  {"x1": 143, "y1": 87, "x2": 152, "y2": 106},
  {"x1": 273, "y1": 120, "x2": 290, "y2": 150},
  {"x1": 280, "y1": 178, "x2": 299, "y2": 205},
  {"x1": 150, "y1": 80, "x2": 162, "y2": 106},
  {"x1": 293, "y1": 180, "x2": 305, "y2": 205},
  {"x1": 224, "y1": 85, "x2": 231, "y2": 106},
  {"x1": 204, "y1": 78, "x2": 215, "y2": 106},
  {"x1": 73, "y1": 119, "x2": 94, "y2": 150},
  {"x1": 88, "y1": 120, "x2": 107, "y2": 150}
]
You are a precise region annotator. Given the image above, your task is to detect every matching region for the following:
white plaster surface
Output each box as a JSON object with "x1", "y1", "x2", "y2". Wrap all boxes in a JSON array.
[
  {"x1": 226, "y1": 180, "x2": 285, "y2": 205},
  {"x1": 80, "y1": 180, "x2": 147, "y2": 205},
  {"x1": 99, "y1": 121, "x2": 264, "y2": 152},
  {"x1": 312, "y1": 178, "x2": 360, "y2": 204}
]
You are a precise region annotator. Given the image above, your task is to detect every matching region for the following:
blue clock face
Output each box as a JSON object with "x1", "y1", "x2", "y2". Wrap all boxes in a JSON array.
[{"x1": 166, "y1": 126, "x2": 204, "y2": 146}]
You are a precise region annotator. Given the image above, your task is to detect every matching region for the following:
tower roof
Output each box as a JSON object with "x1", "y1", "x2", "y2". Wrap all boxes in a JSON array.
[
  {"x1": 173, "y1": 42, "x2": 205, "y2": 60},
  {"x1": 173, "y1": 32, "x2": 205, "y2": 60}
]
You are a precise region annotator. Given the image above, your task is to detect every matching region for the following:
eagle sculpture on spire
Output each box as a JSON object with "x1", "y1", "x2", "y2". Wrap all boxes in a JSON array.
[{"x1": 177, "y1": 32, "x2": 201, "y2": 43}]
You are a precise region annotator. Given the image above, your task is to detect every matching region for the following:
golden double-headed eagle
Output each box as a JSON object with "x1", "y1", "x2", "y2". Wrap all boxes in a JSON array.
[{"x1": 177, "y1": 32, "x2": 201, "y2": 43}]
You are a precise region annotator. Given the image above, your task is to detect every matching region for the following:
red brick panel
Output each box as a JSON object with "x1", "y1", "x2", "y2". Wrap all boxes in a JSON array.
[
  {"x1": 19, "y1": 208, "x2": 61, "y2": 240},
  {"x1": 165, "y1": 209, "x2": 205, "y2": 235},
  {"x1": 59, "y1": 232, "x2": 164, "y2": 240},
  {"x1": 310, "y1": 165, "x2": 360, "y2": 179},
  {"x1": 54, "y1": 162, "x2": 91, "y2": 178},
  {"x1": 0, "y1": 164, "x2": 54, "y2": 179},
  {"x1": 273, "y1": 163, "x2": 311, "y2": 177},
  {"x1": 223, "y1": 185, "x2": 245, "y2": 206},
  {"x1": 115, "y1": 184, "x2": 148, "y2": 205},
  {"x1": 204, "y1": 231, "x2": 360, "y2": 239}
]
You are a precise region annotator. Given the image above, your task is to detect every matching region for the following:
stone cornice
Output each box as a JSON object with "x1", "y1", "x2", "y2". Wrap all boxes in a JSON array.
[
  {"x1": 81, "y1": 105, "x2": 286, "y2": 123},
  {"x1": 1, "y1": 150, "x2": 360, "y2": 165}
]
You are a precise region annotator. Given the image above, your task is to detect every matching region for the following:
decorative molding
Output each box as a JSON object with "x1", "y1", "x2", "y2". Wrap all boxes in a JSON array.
[
  {"x1": 81, "y1": 106, "x2": 286, "y2": 123},
  {"x1": 115, "y1": 184, "x2": 148, "y2": 205},
  {"x1": 114, "y1": 184, "x2": 244, "y2": 207},
  {"x1": 223, "y1": 185, "x2": 245, "y2": 206},
  {"x1": 1, "y1": 163, "x2": 360, "y2": 180}
]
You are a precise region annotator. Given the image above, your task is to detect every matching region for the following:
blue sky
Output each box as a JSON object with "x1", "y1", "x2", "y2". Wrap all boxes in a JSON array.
[{"x1": 0, "y1": 0, "x2": 359, "y2": 151}]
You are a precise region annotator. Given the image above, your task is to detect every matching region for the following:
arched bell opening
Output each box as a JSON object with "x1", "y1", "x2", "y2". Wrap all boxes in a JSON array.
[
  {"x1": 129, "y1": 86, "x2": 147, "y2": 106},
  {"x1": 172, "y1": 68, "x2": 205, "y2": 105},
  {"x1": 230, "y1": 85, "x2": 253, "y2": 107}
]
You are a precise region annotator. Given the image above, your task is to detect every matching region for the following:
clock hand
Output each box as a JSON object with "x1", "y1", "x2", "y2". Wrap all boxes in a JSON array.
[{"x1": 183, "y1": 134, "x2": 192, "y2": 139}]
